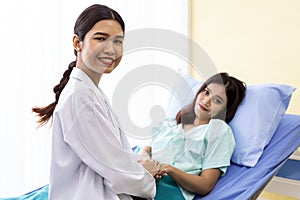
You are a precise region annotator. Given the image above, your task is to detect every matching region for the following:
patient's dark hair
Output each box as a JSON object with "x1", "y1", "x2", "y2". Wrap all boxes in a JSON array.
[
  {"x1": 176, "y1": 72, "x2": 246, "y2": 124},
  {"x1": 32, "y1": 4, "x2": 125, "y2": 127}
]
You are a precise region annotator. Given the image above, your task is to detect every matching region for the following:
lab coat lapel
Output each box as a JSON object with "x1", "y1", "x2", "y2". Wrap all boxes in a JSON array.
[{"x1": 70, "y1": 68, "x2": 123, "y2": 146}]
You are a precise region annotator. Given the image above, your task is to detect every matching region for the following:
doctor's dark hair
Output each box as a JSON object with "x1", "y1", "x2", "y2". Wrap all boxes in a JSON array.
[
  {"x1": 176, "y1": 72, "x2": 246, "y2": 124},
  {"x1": 32, "y1": 4, "x2": 125, "y2": 127}
]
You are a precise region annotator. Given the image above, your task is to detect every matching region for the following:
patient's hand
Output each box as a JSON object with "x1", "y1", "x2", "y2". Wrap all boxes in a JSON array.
[
  {"x1": 138, "y1": 159, "x2": 160, "y2": 177},
  {"x1": 155, "y1": 163, "x2": 170, "y2": 179}
]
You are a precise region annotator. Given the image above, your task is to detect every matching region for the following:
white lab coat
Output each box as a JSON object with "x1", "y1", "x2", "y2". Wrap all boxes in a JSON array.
[{"x1": 49, "y1": 67, "x2": 156, "y2": 200}]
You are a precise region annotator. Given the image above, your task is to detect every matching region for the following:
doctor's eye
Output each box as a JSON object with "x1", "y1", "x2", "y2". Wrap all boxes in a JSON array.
[
  {"x1": 114, "y1": 39, "x2": 123, "y2": 45},
  {"x1": 95, "y1": 37, "x2": 106, "y2": 42}
]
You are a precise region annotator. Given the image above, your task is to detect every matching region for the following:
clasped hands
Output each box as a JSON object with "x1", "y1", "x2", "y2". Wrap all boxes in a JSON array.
[{"x1": 138, "y1": 158, "x2": 170, "y2": 179}]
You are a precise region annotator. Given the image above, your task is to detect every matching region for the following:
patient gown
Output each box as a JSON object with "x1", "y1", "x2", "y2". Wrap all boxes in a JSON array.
[{"x1": 150, "y1": 118, "x2": 235, "y2": 200}]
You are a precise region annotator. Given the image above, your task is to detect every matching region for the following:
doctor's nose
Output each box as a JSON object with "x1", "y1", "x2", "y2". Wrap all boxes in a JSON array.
[{"x1": 103, "y1": 39, "x2": 115, "y2": 55}]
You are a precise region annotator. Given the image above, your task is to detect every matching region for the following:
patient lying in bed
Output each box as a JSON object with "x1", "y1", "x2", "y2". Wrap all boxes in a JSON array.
[{"x1": 138, "y1": 72, "x2": 246, "y2": 200}]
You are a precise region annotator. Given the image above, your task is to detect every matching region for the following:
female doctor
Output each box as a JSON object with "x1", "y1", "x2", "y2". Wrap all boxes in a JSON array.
[{"x1": 32, "y1": 4, "x2": 157, "y2": 200}]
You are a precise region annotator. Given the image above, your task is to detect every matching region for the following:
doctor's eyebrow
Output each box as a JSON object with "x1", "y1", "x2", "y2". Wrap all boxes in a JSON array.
[{"x1": 93, "y1": 32, "x2": 124, "y2": 39}]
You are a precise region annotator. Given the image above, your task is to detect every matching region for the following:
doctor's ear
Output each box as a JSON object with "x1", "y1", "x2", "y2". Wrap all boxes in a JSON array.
[{"x1": 73, "y1": 35, "x2": 81, "y2": 52}]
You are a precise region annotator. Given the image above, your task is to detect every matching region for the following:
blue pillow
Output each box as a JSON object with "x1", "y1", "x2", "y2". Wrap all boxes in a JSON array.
[
  {"x1": 166, "y1": 73, "x2": 295, "y2": 167},
  {"x1": 229, "y1": 83, "x2": 295, "y2": 167}
]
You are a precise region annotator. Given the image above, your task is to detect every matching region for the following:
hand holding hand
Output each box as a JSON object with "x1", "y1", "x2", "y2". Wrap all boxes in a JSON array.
[
  {"x1": 154, "y1": 163, "x2": 171, "y2": 179},
  {"x1": 138, "y1": 159, "x2": 160, "y2": 177}
]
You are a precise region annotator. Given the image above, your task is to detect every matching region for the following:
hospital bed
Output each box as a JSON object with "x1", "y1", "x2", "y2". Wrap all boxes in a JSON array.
[
  {"x1": 195, "y1": 113, "x2": 300, "y2": 200},
  {"x1": 2, "y1": 73, "x2": 300, "y2": 200}
]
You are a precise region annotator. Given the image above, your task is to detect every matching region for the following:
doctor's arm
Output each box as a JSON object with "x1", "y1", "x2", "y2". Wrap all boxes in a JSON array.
[
  {"x1": 61, "y1": 96, "x2": 157, "y2": 198},
  {"x1": 138, "y1": 146, "x2": 152, "y2": 160}
]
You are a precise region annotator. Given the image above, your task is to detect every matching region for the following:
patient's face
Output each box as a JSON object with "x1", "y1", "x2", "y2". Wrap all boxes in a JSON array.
[{"x1": 194, "y1": 83, "x2": 227, "y2": 121}]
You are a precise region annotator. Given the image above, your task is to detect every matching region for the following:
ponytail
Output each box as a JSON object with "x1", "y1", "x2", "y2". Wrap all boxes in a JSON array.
[{"x1": 32, "y1": 61, "x2": 76, "y2": 127}]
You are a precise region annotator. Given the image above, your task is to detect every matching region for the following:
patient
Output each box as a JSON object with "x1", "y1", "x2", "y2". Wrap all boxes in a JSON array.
[{"x1": 139, "y1": 72, "x2": 246, "y2": 200}]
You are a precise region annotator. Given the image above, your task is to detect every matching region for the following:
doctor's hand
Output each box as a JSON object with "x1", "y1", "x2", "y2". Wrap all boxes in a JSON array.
[{"x1": 138, "y1": 159, "x2": 160, "y2": 177}]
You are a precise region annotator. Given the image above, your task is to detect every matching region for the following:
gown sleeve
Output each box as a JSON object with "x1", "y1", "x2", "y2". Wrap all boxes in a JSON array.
[
  {"x1": 57, "y1": 87, "x2": 156, "y2": 198},
  {"x1": 201, "y1": 120, "x2": 235, "y2": 174}
]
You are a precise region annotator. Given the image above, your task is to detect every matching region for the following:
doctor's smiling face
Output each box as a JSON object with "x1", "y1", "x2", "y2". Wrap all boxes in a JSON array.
[{"x1": 73, "y1": 19, "x2": 124, "y2": 80}]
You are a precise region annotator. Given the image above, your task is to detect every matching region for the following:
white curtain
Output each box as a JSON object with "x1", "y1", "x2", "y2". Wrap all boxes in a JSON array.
[{"x1": 0, "y1": 0, "x2": 189, "y2": 196}]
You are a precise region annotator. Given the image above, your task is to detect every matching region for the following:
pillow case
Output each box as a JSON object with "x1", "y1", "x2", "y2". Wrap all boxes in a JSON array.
[
  {"x1": 229, "y1": 83, "x2": 295, "y2": 167},
  {"x1": 166, "y1": 72, "x2": 295, "y2": 167}
]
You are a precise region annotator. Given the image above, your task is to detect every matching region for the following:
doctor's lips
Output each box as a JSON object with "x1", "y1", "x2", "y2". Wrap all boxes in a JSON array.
[{"x1": 99, "y1": 57, "x2": 116, "y2": 66}]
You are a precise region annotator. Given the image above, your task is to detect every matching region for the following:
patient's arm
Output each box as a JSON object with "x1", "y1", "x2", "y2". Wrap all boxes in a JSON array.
[{"x1": 157, "y1": 163, "x2": 221, "y2": 196}]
